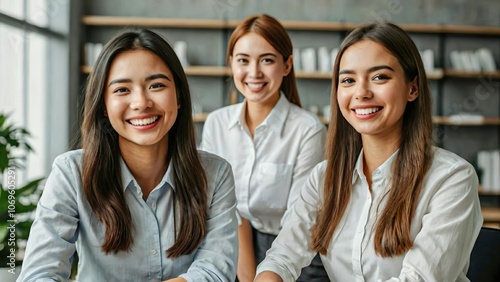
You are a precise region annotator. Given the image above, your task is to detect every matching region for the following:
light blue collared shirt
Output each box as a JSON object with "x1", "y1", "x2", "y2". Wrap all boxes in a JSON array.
[{"x1": 19, "y1": 149, "x2": 238, "y2": 282}]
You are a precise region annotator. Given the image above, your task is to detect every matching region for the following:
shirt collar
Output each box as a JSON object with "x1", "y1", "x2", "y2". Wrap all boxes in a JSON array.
[
  {"x1": 228, "y1": 92, "x2": 290, "y2": 135},
  {"x1": 351, "y1": 148, "x2": 399, "y2": 184},
  {"x1": 120, "y1": 156, "x2": 174, "y2": 194}
]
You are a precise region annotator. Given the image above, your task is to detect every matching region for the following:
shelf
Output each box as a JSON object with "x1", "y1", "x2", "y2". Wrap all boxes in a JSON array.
[
  {"x1": 82, "y1": 16, "x2": 227, "y2": 29},
  {"x1": 193, "y1": 113, "x2": 208, "y2": 122},
  {"x1": 82, "y1": 16, "x2": 500, "y2": 35},
  {"x1": 82, "y1": 65, "x2": 444, "y2": 80},
  {"x1": 433, "y1": 116, "x2": 500, "y2": 126},
  {"x1": 479, "y1": 190, "x2": 500, "y2": 196},
  {"x1": 81, "y1": 65, "x2": 230, "y2": 77},
  {"x1": 443, "y1": 70, "x2": 500, "y2": 79},
  {"x1": 482, "y1": 207, "x2": 500, "y2": 223}
]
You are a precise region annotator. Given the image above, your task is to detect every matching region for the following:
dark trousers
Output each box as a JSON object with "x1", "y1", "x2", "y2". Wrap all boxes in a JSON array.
[{"x1": 251, "y1": 227, "x2": 330, "y2": 282}]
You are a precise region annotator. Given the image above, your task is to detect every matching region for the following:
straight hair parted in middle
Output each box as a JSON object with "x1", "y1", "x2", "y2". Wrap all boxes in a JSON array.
[
  {"x1": 311, "y1": 22, "x2": 433, "y2": 257},
  {"x1": 81, "y1": 29, "x2": 208, "y2": 258}
]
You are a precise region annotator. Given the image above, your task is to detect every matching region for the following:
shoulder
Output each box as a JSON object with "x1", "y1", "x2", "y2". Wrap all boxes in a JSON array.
[
  {"x1": 287, "y1": 104, "x2": 325, "y2": 130},
  {"x1": 52, "y1": 149, "x2": 83, "y2": 169},
  {"x1": 205, "y1": 104, "x2": 241, "y2": 123},
  {"x1": 430, "y1": 146, "x2": 475, "y2": 173},
  {"x1": 198, "y1": 150, "x2": 232, "y2": 171}
]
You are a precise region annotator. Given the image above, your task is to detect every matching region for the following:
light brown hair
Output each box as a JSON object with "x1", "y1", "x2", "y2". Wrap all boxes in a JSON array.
[
  {"x1": 227, "y1": 14, "x2": 301, "y2": 107},
  {"x1": 311, "y1": 22, "x2": 432, "y2": 257}
]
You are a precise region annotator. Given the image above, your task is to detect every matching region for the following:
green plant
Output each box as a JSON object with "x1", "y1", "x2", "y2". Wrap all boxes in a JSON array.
[{"x1": 0, "y1": 114, "x2": 44, "y2": 267}]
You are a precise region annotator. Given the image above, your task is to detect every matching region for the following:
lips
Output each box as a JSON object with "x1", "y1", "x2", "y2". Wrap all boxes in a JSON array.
[
  {"x1": 354, "y1": 107, "x2": 382, "y2": 115},
  {"x1": 128, "y1": 116, "x2": 159, "y2": 126},
  {"x1": 246, "y1": 82, "x2": 267, "y2": 91}
]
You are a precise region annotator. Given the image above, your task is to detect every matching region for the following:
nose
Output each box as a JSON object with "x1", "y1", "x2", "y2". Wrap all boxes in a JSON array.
[
  {"x1": 130, "y1": 89, "x2": 153, "y2": 110},
  {"x1": 248, "y1": 61, "x2": 262, "y2": 78},
  {"x1": 354, "y1": 80, "x2": 373, "y2": 100}
]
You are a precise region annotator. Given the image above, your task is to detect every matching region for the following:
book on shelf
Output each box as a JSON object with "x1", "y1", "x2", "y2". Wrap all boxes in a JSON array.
[{"x1": 477, "y1": 149, "x2": 500, "y2": 192}]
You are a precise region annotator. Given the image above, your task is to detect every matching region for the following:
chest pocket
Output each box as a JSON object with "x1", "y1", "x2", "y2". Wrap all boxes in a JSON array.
[{"x1": 256, "y1": 163, "x2": 293, "y2": 210}]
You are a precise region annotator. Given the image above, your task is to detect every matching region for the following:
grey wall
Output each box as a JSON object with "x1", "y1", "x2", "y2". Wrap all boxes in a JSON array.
[{"x1": 77, "y1": 0, "x2": 500, "y2": 165}]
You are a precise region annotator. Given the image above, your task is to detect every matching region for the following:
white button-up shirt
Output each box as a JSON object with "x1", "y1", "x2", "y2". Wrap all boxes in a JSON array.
[
  {"x1": 200, "y1": 93, "x2": 326, "y2": 235},
  {"x1": 257, "y1": 147, "x2": 483, "y2": 281}
]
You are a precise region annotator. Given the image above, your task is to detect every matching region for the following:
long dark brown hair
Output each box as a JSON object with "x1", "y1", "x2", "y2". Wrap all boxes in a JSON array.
[
  {"x1": 81, "y1": 29, "x2": 207, "y2": 257},
  {"x1": 226, "y1": 14, "x2": 301, "y2": 107},
  {"x1": 311, "y1": 22, "x2": 433, "y2": 257}
]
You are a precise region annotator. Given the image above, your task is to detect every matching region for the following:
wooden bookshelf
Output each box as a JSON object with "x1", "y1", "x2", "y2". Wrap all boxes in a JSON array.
[
  {"x1": 193, "y1": 112, "x2": 208, "y2": 122},
  {"x1": 81, "y1": 65, "x2": 230, "y2": 77},
  {"x1": 443, "y1": 70, "x2": 500, "y2": 79},
  {"x1": 432, "y1": 116, "x2": 500, "y2": 126},
  {"x1": 82, "y1": 16, "x2": 227, "y2": 29},
  {"x1": 482, "y1": 207, "x2": 500, "y2": 224},
  {"x1": 82, "y1": 16, "x2": 500, "y2": 35}
]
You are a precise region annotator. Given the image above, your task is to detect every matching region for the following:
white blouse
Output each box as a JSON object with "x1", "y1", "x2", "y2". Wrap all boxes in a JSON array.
[
  {"x1": 200, "y1": 93, "x2": 326, "y2": 235},
  {"x1": 257, "y1": 147, "x2": 483, "y2": 282}
]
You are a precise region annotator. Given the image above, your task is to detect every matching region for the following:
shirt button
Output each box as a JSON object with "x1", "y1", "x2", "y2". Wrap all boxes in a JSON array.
[
  {"x1": 151, "y1": 203, "x2": 156, "y2": 209},
  {"x1": 151, "y1": 249, "x2": 157, "y2": 255}
]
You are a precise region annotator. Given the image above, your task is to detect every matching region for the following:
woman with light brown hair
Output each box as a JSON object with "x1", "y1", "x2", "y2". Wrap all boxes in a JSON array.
[
  {"x1": 255, "y1": 22, "x2": 482, "y2": 282},
  {"x1": 201, "y1": 14, "x2": 327, "y2": 282}
]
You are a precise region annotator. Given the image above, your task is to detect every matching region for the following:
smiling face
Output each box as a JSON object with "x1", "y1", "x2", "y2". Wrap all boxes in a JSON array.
[
  {"x1": 230, "y1": 32, "x2": 292, "y2": 108},
  {"x1": 337, "y1": 39, "x2": 418, "y2": 142},
  {"x1": 104, "y1": 49, "x2": 178, "y2": 151}
]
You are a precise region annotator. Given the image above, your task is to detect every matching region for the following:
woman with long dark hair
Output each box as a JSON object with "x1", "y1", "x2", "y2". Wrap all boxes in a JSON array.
[{"x1": 19, "y1": 29, "x2": 238, "y2": 281}]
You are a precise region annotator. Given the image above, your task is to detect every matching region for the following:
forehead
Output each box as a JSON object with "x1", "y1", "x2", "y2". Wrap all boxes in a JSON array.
[
  {"x1": 107, "y1": 49, "x2": 172, "y2": 78},
  {"x1": 233, "y1": 32, "x2": 278, "y2": 55},
  {"x1": 340, "y1": 40, "x2": 399, "y2": 69}
]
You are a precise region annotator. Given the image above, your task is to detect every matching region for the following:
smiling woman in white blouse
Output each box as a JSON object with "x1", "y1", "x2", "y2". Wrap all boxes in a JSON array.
[
  {"x1": 200, "y1": 14, "x2": 327, "y2": 282},
  {"x1": 255, "y1": 22, "x2": 483, "y2": 282}
]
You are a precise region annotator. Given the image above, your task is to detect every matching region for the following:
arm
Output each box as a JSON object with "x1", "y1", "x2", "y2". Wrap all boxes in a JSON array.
[
  {"x1": 254, "y1": 271, "x2": 283, "y2": 282},
  {"x1": 389, "y1": 160, "x2": 483, "y2": 281},
  {"x1": 286, "y1": 123, "x2": 326, "y2": 210},
  {"x1": 179, "y1": 158, "x2": 238, "y2": 282},
  {"x1": 237, "y1": 217, "x2": 256, "y2": 282},
  {"x1": 199, "y1": 113, "x2": 215, "y2": 152},
  {"x1": 256, "y1": 163, "x2": 325, "y2": 281},
  {"x1": 18, "y1": 155, "x2": 79, "y2": 281}
]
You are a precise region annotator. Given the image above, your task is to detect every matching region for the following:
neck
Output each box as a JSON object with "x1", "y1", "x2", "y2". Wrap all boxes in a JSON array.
[
  {"x1": 361, "y1": 134, "x2": 400, "y2": 187},
  {"x1": 119, "y1": 137, "x2": 169, "y2": 200},
  {"x1": 245, "y1": 93, "x2": 280, "y2": 137}
]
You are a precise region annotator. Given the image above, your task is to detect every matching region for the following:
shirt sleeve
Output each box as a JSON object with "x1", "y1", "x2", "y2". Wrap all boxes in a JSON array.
[
  {"x1": 283, "y1": 122, "x2": 326, "y2": 224},
  {"x1": 18, "y1": 155, "x2": 79, "y2": 282},
  {"x1": 387, "y1": 160, "x2": 483, "y2": 281},
  {"x1": 256, "y1": 162, "x2": 325, "y2": 281},
  {"x1": 199, "y1": 113, "x2": 215, "y2": 153},
  {"x1": 180, "y1": 158, "x2": 238, "y2": 282}
]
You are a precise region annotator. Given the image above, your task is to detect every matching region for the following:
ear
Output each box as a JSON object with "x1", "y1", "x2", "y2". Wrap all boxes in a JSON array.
[
  {"x1": 408, "y1": 77, "x2": 419, "y2": 102},
  {"x1": 283, "y1": 55, "x2": 293, "y2": 76}
]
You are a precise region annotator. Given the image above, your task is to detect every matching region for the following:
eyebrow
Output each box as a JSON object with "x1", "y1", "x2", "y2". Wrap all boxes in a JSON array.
[
  {"x1": 234, "y1": 53, "x2": 277, "y2": 58},
  {"x1": 338, "y1": 65, "x2": 395, "y2": 75},
  {"x1": 108, "y1": 73, "x2": 171, "y2": 87}
]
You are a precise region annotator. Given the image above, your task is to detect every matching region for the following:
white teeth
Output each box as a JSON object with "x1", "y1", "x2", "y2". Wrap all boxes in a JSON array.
[
  {"x1": 247, "y1": 83, "x2": 265, "y2": 89},
  {"x1": 355, "y1": 107, "x2": 381, "y2": 115},
  {"x1": 129, "y1": 116, "x2": 159, "y2": 126}
]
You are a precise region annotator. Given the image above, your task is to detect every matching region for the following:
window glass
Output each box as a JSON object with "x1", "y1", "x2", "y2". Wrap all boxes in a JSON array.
[
  {"x1": 26, "y1": 31, "x2": 47, "y2": 180},
  {"x1": 0, "y1": 0, "x2": 25, "y2": 20},
  {"x1": 0, "y1": 23, "x2": 25, "y2": 125},
  {"x1": 27, "y1": 0, "x2": 49, "y2": 27}
]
